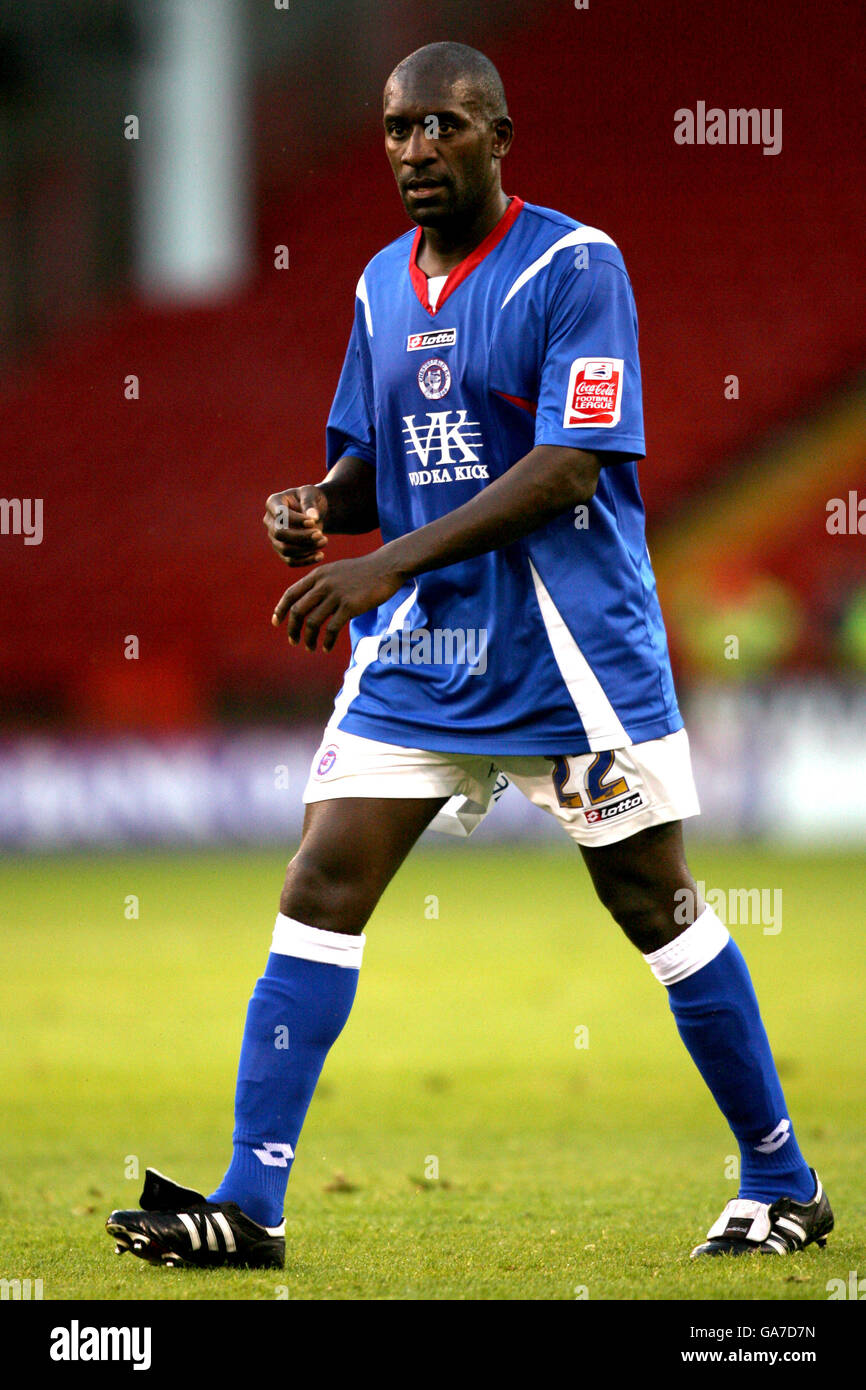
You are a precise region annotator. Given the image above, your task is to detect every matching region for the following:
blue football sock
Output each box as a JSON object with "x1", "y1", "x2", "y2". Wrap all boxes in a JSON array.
[
  {"x1": 645, "y1": 907, "x2": 815, "y2": 1204},
  {"x1": 208, "y1": 914, "x2": 364, "y2": 1227}
]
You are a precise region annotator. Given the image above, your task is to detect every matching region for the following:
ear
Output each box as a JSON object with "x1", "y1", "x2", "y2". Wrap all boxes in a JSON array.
[{"x1": 491, "y1": 117, "x2": 514, "y2": 160}]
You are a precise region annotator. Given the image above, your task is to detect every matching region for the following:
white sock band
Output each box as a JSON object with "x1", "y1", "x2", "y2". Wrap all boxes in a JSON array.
[
  {"x1": 271, "y1": 913, "x2": 365, "y2": 969},
  {"x1": 643, "y1": 905, "x2": 729, "y2": 986}
]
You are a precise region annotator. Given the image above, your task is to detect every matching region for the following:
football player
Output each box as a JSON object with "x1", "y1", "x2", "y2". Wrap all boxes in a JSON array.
[{"x1": 107, "y1": 42, "x2": 831, "y2": 1270}]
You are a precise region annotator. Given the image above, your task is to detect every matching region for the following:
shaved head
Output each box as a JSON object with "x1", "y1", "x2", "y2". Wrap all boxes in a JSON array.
[
  {"x1": 383, "y1": 41, "x2": 514, "y2": 242},
  {"x1": 385, "y1": 42, "x2": 508, "y2": 122}
]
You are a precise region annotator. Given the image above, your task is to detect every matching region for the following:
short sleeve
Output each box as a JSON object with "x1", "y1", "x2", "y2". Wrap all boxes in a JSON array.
[
  {"x1": 325, "y1": 289, "x2": 376, "y2": 468},
  {"x1": 534, "y1": 252, "x2": 645, "y2": 459}
]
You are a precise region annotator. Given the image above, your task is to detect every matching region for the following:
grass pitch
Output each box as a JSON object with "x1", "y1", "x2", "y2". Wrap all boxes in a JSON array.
[{"x1": 1, "y1": 843, "x2": 862, "y2": 1301}]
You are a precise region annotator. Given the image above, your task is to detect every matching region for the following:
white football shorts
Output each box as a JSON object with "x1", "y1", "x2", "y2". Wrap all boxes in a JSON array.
[{"x1": 302, "y1": 725, "x2": 700, "y2": 848}]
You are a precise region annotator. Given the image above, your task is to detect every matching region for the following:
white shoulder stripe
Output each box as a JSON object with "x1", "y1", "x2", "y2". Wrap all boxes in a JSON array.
[
  {"x1": 356, "y1": 274, "x2": 373, "y2": 336},
  {"x1": 501, "y1": 227, "x2": 616, "y2": 308}
]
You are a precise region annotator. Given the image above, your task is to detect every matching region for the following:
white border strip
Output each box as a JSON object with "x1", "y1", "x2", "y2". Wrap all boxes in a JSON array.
[
  {"x1": 644, "y1": 905, "x2": 730, "y2": 986},
  {"x1": 272, "y1": 913, "x2": 365, "y2": 969}
]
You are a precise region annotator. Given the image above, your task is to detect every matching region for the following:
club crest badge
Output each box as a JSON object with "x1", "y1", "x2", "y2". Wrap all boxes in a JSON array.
[
  {"x1": 418, "y1": 358, "x2": 451, "y2": 400},
  {"x1": 316, "y1": 746, "x2": 338, "y2": 777}
]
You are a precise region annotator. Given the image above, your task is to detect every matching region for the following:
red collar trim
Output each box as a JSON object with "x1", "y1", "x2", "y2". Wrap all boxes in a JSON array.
[{"x1": 409, "y1": 196, "x2": 525, "y2": 316}]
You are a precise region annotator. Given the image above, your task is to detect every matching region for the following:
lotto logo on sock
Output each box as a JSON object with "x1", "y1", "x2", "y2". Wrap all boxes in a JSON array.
[
  {"x1": 252, "y1": 1142, "x2": 295, "y2": 1168},
  {"x1": 755, "y1": 1119, "x2": 791, "y2": 1154}
]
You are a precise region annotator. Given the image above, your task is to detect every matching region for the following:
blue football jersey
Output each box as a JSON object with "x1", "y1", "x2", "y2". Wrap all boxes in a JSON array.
[{"x1": 323, "y1": 197, "x2": 682, "y2": 754}]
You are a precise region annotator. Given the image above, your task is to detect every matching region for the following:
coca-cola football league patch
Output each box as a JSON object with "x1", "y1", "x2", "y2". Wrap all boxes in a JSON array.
[{"x1": 563, "y1": 357, "x2": 624, "y2": 428}]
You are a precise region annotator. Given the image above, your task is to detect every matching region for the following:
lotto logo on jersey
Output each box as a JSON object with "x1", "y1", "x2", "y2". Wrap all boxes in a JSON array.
[
  {"x1": 563, "y1": 357, "x2": 624, "y2": 428},
  {"x1": 407, "y1": 328, "x2": 457, "y2": 351}
]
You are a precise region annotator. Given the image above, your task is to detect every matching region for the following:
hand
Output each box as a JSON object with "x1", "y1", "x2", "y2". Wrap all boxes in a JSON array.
[
  {"x1": 263, "y1": 486, "x2": 330, "y2": 566},
  {"x1": 272, "y1": 552, "x2": 405, "y2": 652}
]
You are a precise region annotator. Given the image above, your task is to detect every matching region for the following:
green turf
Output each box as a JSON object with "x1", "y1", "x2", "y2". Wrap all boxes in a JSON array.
[{"x1": 1, "y1": 843, "x2": 862, "y2": 1301}]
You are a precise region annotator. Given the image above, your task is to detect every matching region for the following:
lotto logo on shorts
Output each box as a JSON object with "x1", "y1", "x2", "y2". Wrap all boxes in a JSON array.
[
  {"x1": 584, "y1": 791, "x2": 643, "y2": 824},
  {"x1": 563, "y1": 357, "x2": 624, "y2": 428},
  {"x1": 316, "y1": 746, "x2": 338, "y2": 776}
]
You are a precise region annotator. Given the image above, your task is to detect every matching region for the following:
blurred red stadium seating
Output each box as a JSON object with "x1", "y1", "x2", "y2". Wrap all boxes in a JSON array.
[{"x1": 1, "y1": 0, "x2": 863, "y2": 725}]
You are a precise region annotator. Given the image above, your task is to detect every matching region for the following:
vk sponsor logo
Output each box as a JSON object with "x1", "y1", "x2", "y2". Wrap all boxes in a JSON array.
[{"x1": 402, "y1": 410, "x2": 488, "y2": 488}]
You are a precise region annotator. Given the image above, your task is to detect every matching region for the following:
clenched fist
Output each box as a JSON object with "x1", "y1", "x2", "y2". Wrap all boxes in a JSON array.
[{"x1": 263, "y1": 486, "x2": 330, "y2": 566}]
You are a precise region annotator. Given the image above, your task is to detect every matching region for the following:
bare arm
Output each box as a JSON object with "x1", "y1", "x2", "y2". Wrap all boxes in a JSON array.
[
  {"x1": 378, "y1": 444, "x2": 600, "y2": 581},
  {"x1": 317, "y1": 454, "x2": 379, "y2": 535},
  {"x1": 272, "y1": 444, "x2": 610, "y2": 650}
]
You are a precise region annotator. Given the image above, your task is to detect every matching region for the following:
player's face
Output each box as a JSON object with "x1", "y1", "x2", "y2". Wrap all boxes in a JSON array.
[{"x1": 383, "y1": 78, "x2": 508, "y2": 228}]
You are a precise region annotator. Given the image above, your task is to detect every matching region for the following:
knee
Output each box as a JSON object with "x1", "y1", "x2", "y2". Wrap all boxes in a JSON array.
[
  {"x1": 595, "y1": 879, "x2": 684, "y2": 954},
  {"x1": 278, "y1": 848, "x2": 370, "y2": 934},
  {"x1": 279, "y1": 849, "x2": 326, "y2": 917}
]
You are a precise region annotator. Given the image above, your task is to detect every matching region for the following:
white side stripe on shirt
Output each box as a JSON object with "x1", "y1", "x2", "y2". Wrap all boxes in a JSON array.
[
  {"x1": 329, "y1": 586, "x2": 418, "y2": 727},
  {"x1": 528, "y1": 558, "x2": 631, "y2": 749}
]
